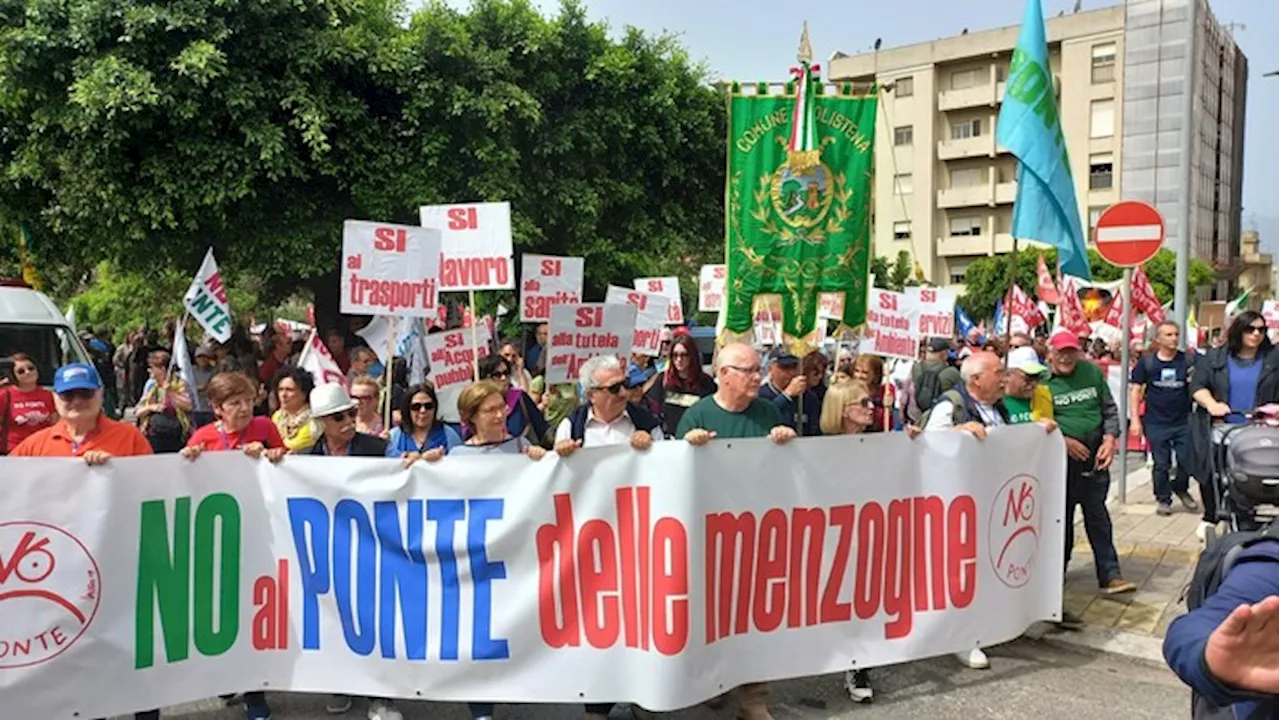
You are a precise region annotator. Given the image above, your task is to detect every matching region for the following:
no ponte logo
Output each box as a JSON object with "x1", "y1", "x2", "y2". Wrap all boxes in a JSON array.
[
  {"x1": 0, "y1": 521, "x2": 102, "y2": 668},
  {"x1": 987, "y1": 475, "x2": 1041, "y2": 589}
]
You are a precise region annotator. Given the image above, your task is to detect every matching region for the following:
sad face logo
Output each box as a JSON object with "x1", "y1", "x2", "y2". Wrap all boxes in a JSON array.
[
  {"x1": 0, "y1": 522, "x2": 101, "y2": 668},
  {"x1": 987, "y1": 475, "x2": 1042, "y2": 589}
]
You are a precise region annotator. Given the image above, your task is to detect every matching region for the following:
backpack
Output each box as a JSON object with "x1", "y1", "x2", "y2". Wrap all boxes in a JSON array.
[
  {"x1": 913, "y1": 363, "x2": 945, "y2": 414},
  {"x1": 1183, "y1": 520, "x2": 1279, "y2": 719}
]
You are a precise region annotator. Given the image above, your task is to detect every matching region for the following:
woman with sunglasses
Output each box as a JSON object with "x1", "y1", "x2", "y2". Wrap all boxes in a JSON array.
[
  {"x1": 1189, "y1": 310, "x2": 1279, "y2": 530},
  {"x1": 349, "y1": 374, "x2": 387, "y2": 437},
  {"x1": 2, "y1": 352, "x2": 57, "y2": 455},
  {"x1": 851, "y1": 354, "x2": 897, "y2": 432},
  {"x1": 648, "y1": 334, "x2": 715, "y2": 437},
  {"x1": 475, "y1": 354, "x2": 549, "y2": 446},
  {"x1": 386, "y1": 383, "x2": 461, "y2": 461}
]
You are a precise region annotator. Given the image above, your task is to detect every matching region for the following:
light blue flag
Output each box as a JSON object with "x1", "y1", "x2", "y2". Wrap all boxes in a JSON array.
[
  {"x1": 997, "y1": 0, "x2": 1091, "y2": 281},
  {"x1": 993, "y1": 299, "x2": 1006, "y2": 335},
  {"x1": 956, "y1": 306, "x2": 976, "y2": 338}
]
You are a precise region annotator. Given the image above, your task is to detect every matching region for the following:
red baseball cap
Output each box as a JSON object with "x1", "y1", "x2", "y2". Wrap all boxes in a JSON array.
[{"x1": 1049, "y1": 332, "x2": 1082, "y2": 351}]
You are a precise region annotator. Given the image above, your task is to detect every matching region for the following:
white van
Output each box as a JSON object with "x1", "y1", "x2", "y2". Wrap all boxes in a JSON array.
[{"x1": 0, "y1": 281, "x2": 92, "y2": 387}]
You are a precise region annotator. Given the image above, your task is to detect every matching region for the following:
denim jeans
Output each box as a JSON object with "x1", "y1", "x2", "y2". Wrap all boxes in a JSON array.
[
  {"x1": 1064, "y1": 453, "x2": 1122, "y2": 586},
  {"x1": 1143, "y1": 421, "x2": 1191, "y2": 504}
]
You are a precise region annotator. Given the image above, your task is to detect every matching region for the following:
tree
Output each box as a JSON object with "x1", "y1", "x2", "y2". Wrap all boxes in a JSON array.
[
  {"x1": 869, "y1": 250, "x2": 915, "y2": 292},
  {"x1": 0, "y1": 0, "x2": 726, "y2": 331},
  {"x1": 957, "y1": 247, "x2": 1216, "y2": 320}
]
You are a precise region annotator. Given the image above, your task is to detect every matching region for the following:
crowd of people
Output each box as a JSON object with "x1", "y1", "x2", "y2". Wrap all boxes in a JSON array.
[{"x1": 1, "y1": 307, "x2": 1276, "y2": 720}]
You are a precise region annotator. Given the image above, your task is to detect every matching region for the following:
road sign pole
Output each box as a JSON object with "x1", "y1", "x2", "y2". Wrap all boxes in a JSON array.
[{"x1": 1117, "y1": 267, "x2": 1133, "y2": 504}]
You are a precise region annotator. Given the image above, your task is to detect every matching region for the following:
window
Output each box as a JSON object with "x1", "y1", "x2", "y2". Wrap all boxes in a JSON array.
[
  {"x1": 949, "y1": 216, "x2": 983, "y2": 236},
  {"x1": 996, "y1": 64, "x2": 1007, "y2": 82},
  {"x1": 951, "y1": 118, "x2": 982, "y2": 139},
  {"x1": 1088, "y1": 206, "x2": 1106, "y2": 230},
  {"x1": 893, "y1": 125, "x2": 914, "y2": 146},
  {"x1": 895, "y1": 76, "x2": 914, "y2": 97},
  {"x1": 894, "y1": 173, "x2": 913, "y2": 195},
  {"x1": 951, "y1": 168, "x2": 983, "y2": 187},
  {"x1": 1091, "y1": 43, "x2": 1117, "y2": 84},
  {"x1": 951, "y1": 68, "x2": 981, "y2": 90},
  {"x1": 1089, "y1": 152, "x2": 1114, "y2": 189},
  {"x1": 1090, "y1": 99, "x2": 1115, "y2": 138},
  {"x1": 950, "y1": 268, "x2": 969, "y2": 285},
  {"x1": 893, "y1": 221, "x2": 912, "y2": 240}
]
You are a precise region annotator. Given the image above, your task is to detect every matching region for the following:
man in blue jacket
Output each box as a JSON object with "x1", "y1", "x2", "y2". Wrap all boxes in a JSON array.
[
  {"x1": 1163, "y1": 531, "x2": 1279, "y2": 719},
  {"x1": 758, "y1": 347, "x2": 821, "y2": 436}
]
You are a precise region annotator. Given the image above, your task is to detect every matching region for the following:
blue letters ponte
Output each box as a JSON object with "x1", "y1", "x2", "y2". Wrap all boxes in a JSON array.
[{"x1": 287, "y1": 497, "x2": 510, "y2": 661}]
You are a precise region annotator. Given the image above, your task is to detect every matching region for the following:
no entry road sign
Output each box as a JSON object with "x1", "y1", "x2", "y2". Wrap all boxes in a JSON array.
[{"x1": 1094, "y1": 201, "x2": 1165, "y2": 267}]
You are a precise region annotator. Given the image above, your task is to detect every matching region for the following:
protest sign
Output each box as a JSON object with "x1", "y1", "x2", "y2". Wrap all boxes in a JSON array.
[
  {"x1": 864, "y1": 289, "x2": 921, "y2": 360},
  {"x1": 419, "y1": 202, "x2": 515, "y2": 291},
  {"x1": 606, "y1": 285, "x2": 670, "y2": 357},
  {"x1": 424, "y1": 322, "x2": 494, "y2": 392},
  {"x1": 520, "y1": 254, "x2": 584, "y2": 322},
  {"x1": 913, "y1": 287, "x2": 956, "y2": 338},
  {"x1": 298, "y1": 329, "x2": 349, "y2": 389},
  {"x1": 183, "y1": 249, "x2": 233, "y2": 343},
  {"x1": 546, "y1": 303, "x2": 636, "y2": 384},
  {"x1": 0, "y1": 427, "x2": 1064, "y2": 718},
  {"x1": 1264, "y1": 299, "x2": 1279, "y2": 343},
  {"x1": 698, "y1": 265, "x2": 727, "y2": 313},
  {"x1": 634, "y1": 277, "x2": 683, "y2": 324},
  {"x1": 340, "y1": 220, "x2": 442, "y2": 317},
  {"x1": 754, "y1": 299, "x2": 782, "y2": 347},
  {"x1": 817, "y1": 292, "x2": 845, "y2": 321}
]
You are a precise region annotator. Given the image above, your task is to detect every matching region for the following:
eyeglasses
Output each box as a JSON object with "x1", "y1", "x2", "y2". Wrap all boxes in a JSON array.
[
  {"x1": 324, "y1": 409, "x2": 357, "y2": 421},
  {"x1": 1246, "y1": 325, "x2": 1266, "y2": 335},
  {"x1": 58, "y1": 389, "x2": 96, "y2": 402},
  {"x1": 488, "y1": 370, "x2": 510, "y2": 379},
  {"x1": 410, "y1": 402, "x2": 436, "y2": 412},
  {"x1": 14, "y1": 366, "x2": 35, "y2": 376},
  {"x1": 352, "y1": 394, "x2": 376, "y2": 402},
  {"x1": 725, "y1": 365, "x2": 762, "y2": 376},
  {"x1": 594, "y1": 381, "x2": 626, "y2": 395}
]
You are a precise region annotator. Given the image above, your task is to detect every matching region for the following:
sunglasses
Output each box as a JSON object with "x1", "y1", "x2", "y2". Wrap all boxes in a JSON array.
[
  {"x1": 595, "y1": 381, "x2": 626, "y2": 395},
  {"x1": 324, "y1": 409, "x2": 358, "y2": 421},
  {"x1": 352, "y1": 394, "x2": 377, "y2": 402},
  {"x1": 58, "y1": 389, "x2": 96, "y2": 402},
  {"x1": 1245, "y1": 325, "x2": 1266, "y2": 335},
  {"x1": 488, "y1": 370, "x2": 510, "y2": 379},
  {"x1": 848, "y1": 398, "x2": 875, "y2": 410},
  {"x1": 14, "y1": 366, "x2": 35, "y2": 376},
  {"x1": 410, "y1": 402, "x2": 436, "y2": 412},
  {"x1": 671, "y1": 350, "x2": 691, "y2": 358}
]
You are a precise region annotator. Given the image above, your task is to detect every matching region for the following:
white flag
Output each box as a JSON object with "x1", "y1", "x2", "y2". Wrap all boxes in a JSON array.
[
  {"x1": 171, "y1": 321, "x2": 199, "y2": 405},
  {"x1": 183, "y1": 248, "x2": 233, "y2": 343},
  {"x1": 298, "y1": 329, "x2": 349, "y2": 388},
  {"x1": 356, "y1": 316, "x2": 395, "y2": 364}
]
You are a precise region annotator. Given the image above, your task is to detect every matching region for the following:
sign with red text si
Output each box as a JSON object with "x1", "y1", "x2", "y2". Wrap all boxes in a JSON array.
[
  {"x1": 606, "y1": 285, "x2": 670, "y2": 357},
  {"x1": 817, "y1": 292, "x2": 845, "y2": 321},
  {"x1": 546, "y1": 303, "x2": 636, "y2": 385},
  {"x1": 698, "y1": 265, "x2": 727, "y2": 313},
  {"x1": 864, "y1": 289, "x2": 921, "y2": 360},
  {"x1": 634, "y1": 277, "x2": 683, "y2": 324},
  {"x1": 424, "y1": 324, "x2": 494, "y2": 392},
  {"x1": 419, "y1": 202, "x2": 515, "y2": 291},
  {"x1": 912, "y1": 287, "x2": 956, "y2": 337},
  {"x1": 341, "y1": 220, "x2": 442, "y2": 317},
  {"x1": 520, "y1": 255, "x2": 584, "y2": 322}
]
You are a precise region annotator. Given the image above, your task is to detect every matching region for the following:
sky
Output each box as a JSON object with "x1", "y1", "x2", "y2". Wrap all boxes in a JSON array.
[{"x1": 447, "y1": 0, "x2": 1280, "y2": 254}]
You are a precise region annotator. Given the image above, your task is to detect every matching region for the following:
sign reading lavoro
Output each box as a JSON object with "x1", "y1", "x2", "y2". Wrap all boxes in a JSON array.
[
  {"x1": 419, "y1": 203, "x2": 515, "y2": 291},
  {"x1": 340, "y1": 221, "x2": 442, "y2": 317},
  {"x1": 1094, "y1": 201, "x2": 1165, "y2": 268}
]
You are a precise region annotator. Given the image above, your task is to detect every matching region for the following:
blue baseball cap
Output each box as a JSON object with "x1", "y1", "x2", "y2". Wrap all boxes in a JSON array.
[
  {"x1": 53, "y1": 363, "x2": 102, "y2": 394},
  {"x1": 626, "y1": 364, "x2": 655, "y2": 388}
]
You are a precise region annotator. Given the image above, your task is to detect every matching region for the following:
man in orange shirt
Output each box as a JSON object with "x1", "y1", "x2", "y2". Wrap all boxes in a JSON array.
[{"x1": 11, "y1": 362, "x2": 151, "y2": 463}]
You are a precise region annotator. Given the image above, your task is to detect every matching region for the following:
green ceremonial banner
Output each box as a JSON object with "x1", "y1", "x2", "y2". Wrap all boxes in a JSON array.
[{"x1": 724, "y1": 85, "x2": 876, "y2": 341}]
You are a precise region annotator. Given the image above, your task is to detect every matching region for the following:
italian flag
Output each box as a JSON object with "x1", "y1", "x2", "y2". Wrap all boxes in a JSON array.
[{"x1": 1225, "y1": 287, "x2": 1252, "y2": 317}]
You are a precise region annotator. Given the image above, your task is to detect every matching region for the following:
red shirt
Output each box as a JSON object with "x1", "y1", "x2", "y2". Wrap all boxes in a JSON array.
[
  {"x1": 259, "y1": 354, "x2": 285, "y2": 384},
  {"x1": 186, "y1": 417, "x2": 285, "y2": 451},
  {"x1": 4, "y1": 386, "x2": 58, "y2": 452}
]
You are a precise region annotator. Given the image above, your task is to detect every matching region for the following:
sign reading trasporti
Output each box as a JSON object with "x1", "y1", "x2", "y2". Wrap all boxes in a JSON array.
[
  {"x1": 1093, "y1": 200, "x2": 1165, "y2": 267},
  {"x1": 420, "y1": 202, "x2": 515, "y2": 291},
  {"x1": 341, "y1": 220, "x2": 442, "y2": 316}
]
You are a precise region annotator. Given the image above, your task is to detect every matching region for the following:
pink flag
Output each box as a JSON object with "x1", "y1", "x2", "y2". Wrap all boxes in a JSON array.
[
  {"x1": 1036, "y1": 254, "x2": 1060, "y2": 305},
  {"x1": 1057, "y1": 277, "x2": 1093, "y2": 337},
  {"x1": 1010, "y1": 284, "x2": 1046, "y2": 328},
  {"x1": 1131, "y1": 267, "x2": 1164, "y2": 323}
]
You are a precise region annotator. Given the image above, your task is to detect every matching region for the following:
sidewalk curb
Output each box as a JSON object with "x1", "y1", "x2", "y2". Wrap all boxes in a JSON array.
[{"x1": 1023, "y1": 622, "x2": 1167, "y2": 668}]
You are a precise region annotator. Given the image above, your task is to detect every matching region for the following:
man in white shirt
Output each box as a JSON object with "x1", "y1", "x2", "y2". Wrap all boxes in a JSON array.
[
  {"x1": 923, "y1": 351, "x2": 1010, "y2": 437},
  {"x1": 554, "y1": 354, "x2": 663, "y2": 454}
]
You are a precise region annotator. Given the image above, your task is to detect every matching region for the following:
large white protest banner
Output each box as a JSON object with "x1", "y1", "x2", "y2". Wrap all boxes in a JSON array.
[
  {"x1": 183, "y1": 248, "x2": 233, "y2": 343},
  {"x1": 520, "y1": 254, "x2": 584, "y2": 322},
  {"x1": 0, "y1": 427, "x2": 1065, "y2": 719},
  {"x1": 698, "y1": 265, "x2": 726, "y2": 313},
  {"x1": 634, "y1": 277, "x2": 683, "y2": 324},
  {"x1": 298, "y1": 329, "x2": 349, "y2": 388},
  {"x1": 913, "y1": 287, "x2": 957, "y2": 338},
  {"x1": 341, "y1": 220, "x2": 443, "y2": 317},
  {"x1": 865, "y1": 289, "x2": 921, "y2": 360},
  {"x1": 546, "y1": 303, "x2": 636, "y2": 384},
  {"x1": 420, "y1": 203, "x2": 515, "y2": 291},
  {"x1": 605, "y1": 285, "x2": 670, "y2": 357}
]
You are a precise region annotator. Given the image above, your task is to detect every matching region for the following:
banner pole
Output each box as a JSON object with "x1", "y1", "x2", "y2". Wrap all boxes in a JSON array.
[
  {"x1": 384, "y1": 317, "x2": 396, "y2": 433},
  {"x1": 1002, "y1": 237, "x2": 1018, "y2": 363},
  {"x1": 469, "y1": 290, "x2": 481, "y2": 378}
]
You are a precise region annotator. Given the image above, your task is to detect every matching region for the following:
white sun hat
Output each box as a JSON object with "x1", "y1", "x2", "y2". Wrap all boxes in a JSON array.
[{"x1": 310, "y1": 383, "x2": 357, "y2": 418}]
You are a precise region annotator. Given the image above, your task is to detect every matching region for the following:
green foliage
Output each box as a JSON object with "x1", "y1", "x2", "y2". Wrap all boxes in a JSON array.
[
  {"x1": 870, "y1": 251, "x2": 915, "y2": 292},
  {"x1": 0, "y1": 0, "x2": 726, "y2": 321},
  {"x1": 958, "y1": 247, "x2": 1217, "y2": 320}
]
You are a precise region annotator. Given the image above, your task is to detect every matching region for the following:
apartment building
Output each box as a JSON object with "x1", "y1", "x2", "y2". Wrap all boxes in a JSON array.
[{"x1": 827, "y1": 0, "x2": 1247, "y2": 294}]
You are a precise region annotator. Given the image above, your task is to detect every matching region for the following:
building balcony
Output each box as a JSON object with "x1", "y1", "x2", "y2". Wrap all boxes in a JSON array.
[
  {"x1": 938, "y1": 83, "x2": 997, "y2": 111},
  {"x1": 937, "y1": 234, "x2": 994, "y2": 257},
  {"x1": 937, "y1": 185, "x2": 992, "y2": 209},
  {"x1": 994, "y1": 181, "x2": 1017, "y2": 204},
  {"x1": 938, "y1": 135, "x2": 995, "y2": 160}
]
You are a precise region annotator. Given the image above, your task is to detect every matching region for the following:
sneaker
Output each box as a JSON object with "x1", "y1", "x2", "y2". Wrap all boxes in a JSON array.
[
  {"x1": 1156, "y1": 501, "x2": 1173, "y2": 516},
  {"x1": 955, "y1": 647, "x2": 990, "y2": 669},
  {"x1": 1055, "y1": 610, "x2": 1086, "y2": 630},
  {"x1": 1100, "y1": 577, "x2": 1137, "y2": 595},
  {"x1": 1176, "y1": 492, "x2": 1200, "y2": 512},
  {"x1": 368, "y1": 701, "x2": 404, "y2": 720},
  {"x1": 844, "y1": 669, "x2": 873, "y2": 703},
  {"x1": 327, "y1": 695, "x2": 353, "y2": 714}
]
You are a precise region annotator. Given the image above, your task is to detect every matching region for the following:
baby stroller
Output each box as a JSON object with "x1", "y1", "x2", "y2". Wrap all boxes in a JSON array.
[{"x1": 1207, "y1": 406, "x2": 1280, "y2": 540}]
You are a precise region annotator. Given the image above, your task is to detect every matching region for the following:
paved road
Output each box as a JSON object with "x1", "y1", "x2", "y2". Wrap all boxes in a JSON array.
[{"x1": 114, "y1": 639, "x2": 1188, "y2": 720}]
